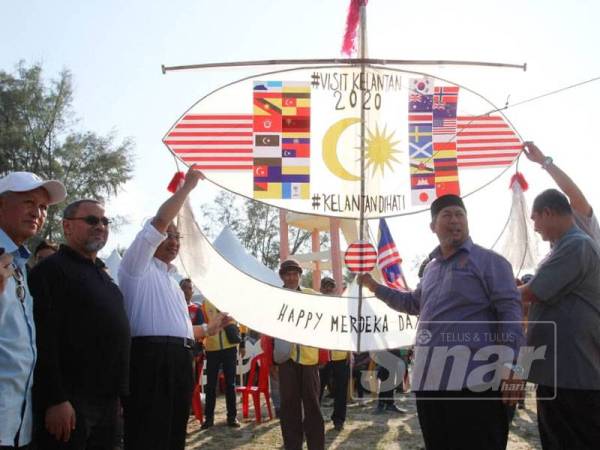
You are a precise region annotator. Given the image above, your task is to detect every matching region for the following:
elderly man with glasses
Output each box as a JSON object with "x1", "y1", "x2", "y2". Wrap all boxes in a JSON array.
[
  {"x1": 0, "y1": 171, "x2": 66, "y2": 450},
  {"x1": 29, "y1": 199, "x2": 130, "y2": 450},
  {"x1": 118, "y1": 166, "x2": 229, "y2": 450}
]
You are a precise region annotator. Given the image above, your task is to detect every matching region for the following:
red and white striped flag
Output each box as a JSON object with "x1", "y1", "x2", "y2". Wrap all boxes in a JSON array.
[
  {"x1": 456, "y1": 115, "x2": 521, "y2": 168},
  {"x1": 163, "y1": 114, "x2": 254, "y2": 170},
  {"x1": 344, "y1": 241, "x2": 377, "y2": 273}
]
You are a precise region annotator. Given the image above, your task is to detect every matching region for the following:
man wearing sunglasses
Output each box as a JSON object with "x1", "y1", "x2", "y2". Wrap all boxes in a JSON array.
[
  {"x1": 118, "y1": 166, "x2": 229, "y2": 450},
  {"x1": 29, "y1": 199, "x2": 131, "y2": 450},
  {"x1": 0, "y1": 171, "x2": 66, "y2": 450}
]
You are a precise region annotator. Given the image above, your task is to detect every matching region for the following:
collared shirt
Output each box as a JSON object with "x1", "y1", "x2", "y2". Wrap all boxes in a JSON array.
[
  {"x1": 375, "y1": 237, "x2": 524, "y2": 391},
  {"x1": 574, "y1": 209, "x2": 600, "y2": 244},
  {"x1": 528, "y1": 226, "x2": 600, "y2": 389},
  {"x1": 29, "y1": 245, "x2": 130, "y2": 408},
  {"x1": 118, "y1": 221, "x2": 193, "y2": 339},
  {"x1": 0, "y1": 228, "x2": 36, "y2": 447}
]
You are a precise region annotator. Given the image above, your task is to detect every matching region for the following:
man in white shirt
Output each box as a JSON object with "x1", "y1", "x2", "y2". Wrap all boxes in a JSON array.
[
  {"x1": 523, "y1": 141, "x2": 600, "y2": 243},
  {"x1": 118, "y1": 167, "x2": 228, "y2": 450}
]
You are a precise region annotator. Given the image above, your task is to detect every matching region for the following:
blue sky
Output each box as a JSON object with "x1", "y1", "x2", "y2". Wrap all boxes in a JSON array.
[{"x1": 3, "y1": 0, "x2": 599, "y2": 279}]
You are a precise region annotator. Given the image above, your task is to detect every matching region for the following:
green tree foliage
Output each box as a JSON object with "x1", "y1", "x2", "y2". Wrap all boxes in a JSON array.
[
  {"x1": 201, "y1": 191, "x2": 328, "y2": 270},
  {"x1": 0, "y1": 62, "x2": 134, "y2": 241}
]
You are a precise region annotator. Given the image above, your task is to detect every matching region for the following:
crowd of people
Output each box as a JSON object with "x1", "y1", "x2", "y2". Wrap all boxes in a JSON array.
[{"x1": 0, "y1": 141, "x2": 599, "y2": 450}]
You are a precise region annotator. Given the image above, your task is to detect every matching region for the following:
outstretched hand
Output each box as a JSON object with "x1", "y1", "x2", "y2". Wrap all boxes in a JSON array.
[
  {"x1": 357, "y1": 273, "x2": 378, "y2": 292},
  {"x1": 522, "y1": 141, "x2": 545, "y2": 165},
  {"x1": 182, "y1": 165, "x2": 205, "y2": 191}
]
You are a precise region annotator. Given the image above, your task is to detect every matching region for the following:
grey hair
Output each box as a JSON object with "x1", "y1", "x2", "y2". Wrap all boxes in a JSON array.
[{"x1": 62, "y1": 199, "x2": 103, "y2": 219}]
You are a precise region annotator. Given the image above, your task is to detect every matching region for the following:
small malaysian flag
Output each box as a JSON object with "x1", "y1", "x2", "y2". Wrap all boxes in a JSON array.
[
  {"x1": 456, "y1": 115, "x2": 522, "y2": 168},
  {"x1": 163, "y1": 114, "x2": 254, "y2": 170},
  {"x1": 377, "y1": 219, "x2": 407, "y2": 290}
]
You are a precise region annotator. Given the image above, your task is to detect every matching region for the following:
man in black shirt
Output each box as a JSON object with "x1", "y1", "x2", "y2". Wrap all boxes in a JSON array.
[{"x1": 29, "y1": 199, "x2": 130, "y2": 449}]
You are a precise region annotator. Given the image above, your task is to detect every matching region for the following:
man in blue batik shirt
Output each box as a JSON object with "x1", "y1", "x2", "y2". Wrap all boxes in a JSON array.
[
  {"x1": 0, "y1": 172, "x2": 66, "y2": 449},
  {"x1": 360, "y1": 194, "x2": 525, "y2": 450}
]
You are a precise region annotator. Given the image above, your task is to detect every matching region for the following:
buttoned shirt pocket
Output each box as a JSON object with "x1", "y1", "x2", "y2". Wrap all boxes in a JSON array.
[{"x1": 449, "y1": 263, "x2": 489, "y2": 307}]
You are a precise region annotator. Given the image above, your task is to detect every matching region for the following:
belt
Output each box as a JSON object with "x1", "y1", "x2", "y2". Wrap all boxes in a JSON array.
[{"x1": 132, "y1": 336, "x2": 195, "y2": 349}]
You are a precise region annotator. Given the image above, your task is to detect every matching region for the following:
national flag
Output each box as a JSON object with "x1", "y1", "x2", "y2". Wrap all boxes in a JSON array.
[
  {"x1": 377, "y1": 219, "x2": 407, "y2": 290},
  {"x1": 409, "y1": 140, "x2": 433, "y2": 158},
  {"x1": 456, "y1": 115, "x2": 521, "y2": 168},
  {"x1": 432, "y1": 118, "x2": 457, "y2": 136},
  {"x1": 409, "y1": 124, "x2": 432, "y2": 143},
  {"x1": 163, "y1": 114, "x2": 254, "y2": 170},
  {"x1": 411, "y1": 77, "x2": 434, "y2": 95},
  {"x1": 433, "y1": 86, "x2": 459, "y2": 106}
]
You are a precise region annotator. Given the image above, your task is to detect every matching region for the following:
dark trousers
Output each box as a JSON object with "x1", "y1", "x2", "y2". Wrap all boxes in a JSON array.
[
  {"x1": 34, "y1": 396, "x2": 118, "y2": 450},
  {"x1": 415, "y1": 390, "x2": 509, "y2": 450},
  {"x1": 123, "y1": 340, "x2": 193, "y2": 450},
  {"x1": 377, "y1": 362, "x2": 404, "y2": 405},
  {"x1": 278, "y1": 360, "x2": 324, "y2": 450},
  {"x1": 319, "y1": 360, "x2": 349, "y2": 425},
  {"x1": 537, "y1": 385, "x2": 600, "y2": 450},
  {"x1": 204, "y1": 347, "x2": 237, "y2": 423}
]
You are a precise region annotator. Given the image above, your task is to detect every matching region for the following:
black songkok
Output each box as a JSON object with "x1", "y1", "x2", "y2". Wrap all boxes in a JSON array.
[{"x1": 430, "y1": 194, "x2": 466, "y2": 218}]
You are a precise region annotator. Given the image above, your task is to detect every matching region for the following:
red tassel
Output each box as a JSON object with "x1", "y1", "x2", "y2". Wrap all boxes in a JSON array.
[
  {"x1": 167, "y1": 172, "x2": 185, "y2": 193},
  {"x1": 510, "y1": 172, "x2": 529, "y2": 192},
  {"x1": 341, "y1": 0, "x2": 368, "y2": 56}
]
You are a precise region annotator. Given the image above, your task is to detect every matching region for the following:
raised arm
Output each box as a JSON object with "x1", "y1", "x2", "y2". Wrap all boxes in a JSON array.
[
  {"x1": 152, "y1": 166, "x2": 205, "y2": 233},
  {"x1": 523, "y1": 141, "x2": 592, "y2": 217}
]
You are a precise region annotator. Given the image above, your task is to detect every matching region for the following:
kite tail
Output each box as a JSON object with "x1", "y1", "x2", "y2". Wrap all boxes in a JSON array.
[
  {"x1": 341, "y1": 0, "x2": 368, "y2": 56},
  {"x1": 510, "y1": 172, "x2": 529, "y2": 192},
  {"x1": 167, "y1": 171, "x2": 185, "y2": 193}
]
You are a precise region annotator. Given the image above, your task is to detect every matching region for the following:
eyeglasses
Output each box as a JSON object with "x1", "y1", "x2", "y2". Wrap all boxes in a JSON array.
[
  {"x1": 12, "y1": 264, "x2": 25, "y2": 304},
  {"x1": 65, "y1": 215, "x2": 111, "y2": 226},
  {"x1": 166, "y1": 232, "x2": 183, "y2": 241}
]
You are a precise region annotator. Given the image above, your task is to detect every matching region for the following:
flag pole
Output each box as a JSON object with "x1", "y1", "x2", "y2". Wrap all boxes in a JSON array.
[{"x1": 356, "y1": 1, "x2": 367, "y2": 353}]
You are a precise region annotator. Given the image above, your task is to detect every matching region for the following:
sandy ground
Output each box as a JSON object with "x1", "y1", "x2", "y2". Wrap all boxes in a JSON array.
[{"x1": 185, "y1": 393, "x2": 541, "y2": 449}]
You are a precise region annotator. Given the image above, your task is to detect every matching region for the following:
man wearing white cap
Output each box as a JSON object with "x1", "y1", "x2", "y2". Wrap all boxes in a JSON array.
[{"x1": 0, "y1": 171, "x2": 66, "y2": 449}]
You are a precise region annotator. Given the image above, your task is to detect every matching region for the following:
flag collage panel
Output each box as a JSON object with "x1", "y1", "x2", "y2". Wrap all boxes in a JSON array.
[
  {"x1": 253, "y1": 81, "x2": 311, "y2": 200},
  {"x1": 408, "y1": 77, "x2": 436, "y2": 206}
]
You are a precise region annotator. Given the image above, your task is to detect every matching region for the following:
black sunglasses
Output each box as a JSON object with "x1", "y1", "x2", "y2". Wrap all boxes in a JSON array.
[
  {"x1": 65, "y1": 215, "x2": 111, "y2": 226},
  {"x1": 12, "y1": 264, "x2": 25, "y2": 304}
]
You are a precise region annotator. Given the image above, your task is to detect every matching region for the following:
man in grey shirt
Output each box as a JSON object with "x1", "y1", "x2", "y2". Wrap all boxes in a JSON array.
[
  {"x1": 523, "y1": 141, "x2": 600, "y2": 243},
  {"x1": 521, "y1": 189, "x2": 600, "y2": 449}
]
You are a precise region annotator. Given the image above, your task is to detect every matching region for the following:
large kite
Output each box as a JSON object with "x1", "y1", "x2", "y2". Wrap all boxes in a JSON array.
[{"x1": 162, "y1": 0, "x2": 527, "y2": 351}]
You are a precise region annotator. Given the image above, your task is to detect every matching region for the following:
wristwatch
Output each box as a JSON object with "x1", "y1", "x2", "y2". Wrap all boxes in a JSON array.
[
  {"x1": 541, "y1": 156, "x2": 553, "y2": 170},
  {"x1": 200, "y1": 323, "x2": 209, "y2": 335}
]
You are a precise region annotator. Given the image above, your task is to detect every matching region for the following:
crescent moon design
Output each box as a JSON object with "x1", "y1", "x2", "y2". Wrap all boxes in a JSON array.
[{"x1": 322, "y1": 117, "x2": 361, "y2": 181}]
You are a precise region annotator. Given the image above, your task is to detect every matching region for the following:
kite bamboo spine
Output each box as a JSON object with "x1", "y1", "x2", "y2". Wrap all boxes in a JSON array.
[{"x1": 161, "y1": 59, "x2": 526, "y2": 74}]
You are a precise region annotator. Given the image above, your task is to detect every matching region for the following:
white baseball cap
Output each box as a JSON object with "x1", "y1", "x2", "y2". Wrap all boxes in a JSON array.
[{"x1": 0, "y1": 172, "x2": 67, "y2": 205}]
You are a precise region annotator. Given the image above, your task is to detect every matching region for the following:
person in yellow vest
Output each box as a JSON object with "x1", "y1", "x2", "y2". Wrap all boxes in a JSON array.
[
  {"x1": 318, "y1": 277, "x2": 350, "y2": 431},
  {"x1": 200, "y1": 299, "x2": 246, "y2": 429},
  {"x1": 277, "y1": 259, "x2": 324, "y2": 450}
]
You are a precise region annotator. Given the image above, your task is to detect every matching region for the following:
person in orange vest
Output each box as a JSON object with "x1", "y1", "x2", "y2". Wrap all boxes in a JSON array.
[
  {"x1": 265, "y1": 259, "x2": 325, "y2": 450},
  {"x1": 200, "y1": 298, "x2": 245, "y2": 429},
  {"x1": 318, "y1": 277, "x2": 349, "y2": 432}
]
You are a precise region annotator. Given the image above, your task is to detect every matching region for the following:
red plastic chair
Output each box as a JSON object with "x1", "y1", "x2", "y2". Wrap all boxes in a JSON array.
[
  {"x1": 191, "y1": 355, "x2": 205, "y2": 424},
  {"x1": 235, "y1": 353, "x2": 273, "y2": 423}
]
